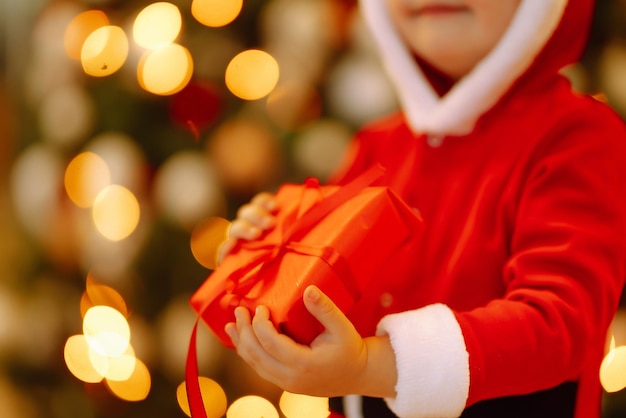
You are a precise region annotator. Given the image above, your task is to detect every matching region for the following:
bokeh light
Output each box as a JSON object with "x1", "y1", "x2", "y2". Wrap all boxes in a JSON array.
[
  {"x1": 64, "y1": 10, "x2": 110, "y2": 60},
  {"x1": 600, "y1": 338, "x2": 626, "y2": 393},
  {"x1": 92, "y1": 185, "x2": 140, "y2": 241},
  {"x1": 599, "y1": 41, "x2": 626, "y2": 115},
  {"x1": 132, "y1": 2, "x2": 182, "y2": 49},
  {"x1": 190, "y1": 217, "x2": 231, "y2": 270},
  {"x1": 81, "y1": 25, "x2": 129, "y2": 77},
  {"x1": 39, "y1": 83, "x2": 95, "y2": 147},
  {"x1": 225, "y1": 49, "x2": 280, "y2": 100},
  {"x1": 168, "y1": 80, "x2": 222, "y2": 137},
  {"x1": 64, "y1": 151, "x2": 111, "y2": 208},
  {"x1": 85, "y1": 131, "x2": 148, "y2": 195},
  {"x1": 292, "y1": 119, "x2": 351, "y2": 180},
  {"x1": 177, "y1": 377, "x2": 228, "y2": 418},
  {"x1": 80, "y1": 273, "x2": 128, "y2": 318},
  {"x1": 279, "y1": 392, "x2": 329, "y2": 418},
  {"x1": 64, "y1": 334, "x2": 107, "y2": 383},
  {"x1": 207, "y1": 118, "x2": 283, "y2": 195},
  {"x1": 138, "y1": 44, "x2": 193, "y2": 95},
  {"x1": 103, "y1": 345, "x2": 137, "y2": 382},
  {"x1": 266, "y1": 81, "x2": 322, "y2": 131},
  {"x1": 325, "y1": 54, "x2": 398, "y2": 127},
  {"x1": 105, "y1": 358, "x2": 151, "y2": 401},
  {"x1": 153, "y1": 151, "x2": 226, "y2": 229},
  {"x1": 83, "y1": 305, "x2": 131, "y2": 358},
  {"x1": 10, "y1": 144, "x2": 65, "y2": 241},
  {"x1": 191, "y1": 0, "x2": 243, "y2": 27},
  {"x1": 227, "y1": 396, "x2": 279, "y2": 418}
]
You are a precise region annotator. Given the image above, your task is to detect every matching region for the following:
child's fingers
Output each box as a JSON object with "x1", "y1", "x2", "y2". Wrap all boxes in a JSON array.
[
  {"x1": 229, "y1": 218, "x2": 263, "y2": 241},
  {"x1": 251, "y1": 306, "x2": 308, "y2": 364},
  {"x1": 303, "y1": 286, "x2": 354, "y2": 338},
  {"x1": 251, "y1": 192, "x2": 278, "y2": 212},
  {"x1": 236, "y1": 202, "x2": 276, "y2": 230},
  {"x1": 231, "y1": 307, "x2": 289, "y2": 380}
]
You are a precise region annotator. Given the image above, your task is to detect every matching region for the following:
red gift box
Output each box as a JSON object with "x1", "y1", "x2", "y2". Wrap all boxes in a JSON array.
[{"x1": 189, "y1": 165, "x2": 423, "y2": 347}]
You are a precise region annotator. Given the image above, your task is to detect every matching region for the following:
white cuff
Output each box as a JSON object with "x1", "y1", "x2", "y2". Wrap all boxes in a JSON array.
[{"x1": 376, "y1": 304, "x2": 469, "y2": 418}]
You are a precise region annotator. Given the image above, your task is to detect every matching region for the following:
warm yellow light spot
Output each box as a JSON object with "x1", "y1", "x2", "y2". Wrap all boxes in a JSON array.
[
  {"x1": 64, "y1": 334, "x2": 107, "y2": 383},
  {"x1": 279, "y1": 392, "x2": 329, "y2": 418},
  {"x1": 81, "y1": 273, "x2": 129, "y2": 318},
  {"x1": 600, "y1": 338, "x2": 626, "y2": 393},
  {"x1": 191, "y1": 0, "x2": 243, "y2": 27},
  {"x1": 138, "y1": 44, "x2": 193, "y2": 96},
  {"x1": 190, "y1": 217, "x2": 231, "y2": 270},
  {"x1": 226, "y1": 396, "x2": 279, "y2": 418},
  {"x1": 133, "y1": 2, "x2": 182, "y2": 49},
  {"x1": 92, "y1": 185, "x2": 140, "y2": 241},
  {"x1": 65, "y1": 152, "x2": 111, "y2": 208},
  {"x1": 104, "y1": 345, "x2": 137, "y2": 382},
  {"x1": 64, "y1": 10, "x2": 110, "y2": 60},
  {"x1": 105, "y1": 358, "x2": 151, "y2": 401},
  {"x1": 177, "y1": 377, "x2": 228, "y2": 418},
  {"x1": 81, "y1": 25, "x2": 129, "y2": 77},
  {"x1": 83, "y1": 305, "x2": 131, "y2": 358},
  {"x1": 225, "y1": 50, "x2": 280, "y2": 100}
]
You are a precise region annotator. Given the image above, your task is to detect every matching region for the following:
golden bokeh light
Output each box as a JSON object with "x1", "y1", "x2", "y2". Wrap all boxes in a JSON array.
[
  {"x1": 64, "y1": 10, "x2": 110, "y2": 60},
  {"x1": 83, "y1": 305, "x2": 131, "y2": 358},
  {"x1": 133, "y1": 2, "x2": 182, "y2": 49},
  {"x1": 279, "y1": 392, "x2": 329, "y2": 418},
  {"x1": 64, "y1": 334, "x2": 107, "y2": 383},
  {"x1": 81, "y1": 25, "x2": 129, "y2": 77},
  {"x1": 176, "y1": 377, "x2": 228, "y2": 418},
  {"x1": 105, "y1": 358, "x2": 151, "y2": 402},
  {"x1": 92, "y1": 185, "x2": 140, "y2": 241},
  {"x1": 225, "y1": 49, "x2": 280, "y2": 100},
  {"x1": 103, "y1": 345, "x2": 137, "y2": 382},
  {"x1": 80, "y1": 273, "x2": 129, "y2": 318},
  {"x1": 600, "y1": 339, "x2": 626, "y2": 393},
  {"x1": 191, "y1": 0, "x2": 243, "y2": 27},
  {"x1": 138, "y1": 44, "x2": 193, "y2": 96},
  {"x1": 65, "y1": 152, "x2": 111, "y2": 208},
  {"x1": 207, "y1": 118, "x2": 283, "y2": 194},
  {"x1": 190, "y1": 217, "x2": 231, "y2": 270},
  {"x1": 227, "y1": 396, "x2": 279, "y2": 418}
]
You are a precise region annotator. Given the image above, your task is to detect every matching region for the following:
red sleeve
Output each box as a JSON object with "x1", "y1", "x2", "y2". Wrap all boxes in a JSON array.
[{"x1": 457, "y1": 117, "x2": 626, "y2": 407}]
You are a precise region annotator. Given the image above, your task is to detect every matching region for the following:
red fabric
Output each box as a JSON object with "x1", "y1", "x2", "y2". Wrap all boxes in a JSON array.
[
  {"x1": 190, "y1": 166, "x2": 423, "y2": 348},
  {"x1": 330, "y1": 81, "x2": 626, "y2": 417},
  {"x1": 326, "y1": 1, "x2": 626, "y2": 417}
]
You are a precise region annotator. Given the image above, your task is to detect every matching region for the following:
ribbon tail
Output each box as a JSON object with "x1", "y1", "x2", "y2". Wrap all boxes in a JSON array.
[{"x1": 186, "y1": 320, "x2": 207, "y2": 418}]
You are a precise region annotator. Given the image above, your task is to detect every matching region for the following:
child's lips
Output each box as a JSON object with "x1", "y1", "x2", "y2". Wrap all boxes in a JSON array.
[{"x1": 411, "y1": 3, "x2": 469, "y2": 17}]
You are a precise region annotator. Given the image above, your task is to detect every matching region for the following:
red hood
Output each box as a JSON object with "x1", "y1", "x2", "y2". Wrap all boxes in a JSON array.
[{"x1": 359, "y1": 0, "x2": 595, "y2": 137}]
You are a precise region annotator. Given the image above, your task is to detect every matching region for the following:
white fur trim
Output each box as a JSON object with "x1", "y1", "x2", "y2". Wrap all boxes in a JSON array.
[
  {"x1": 376, "y1": 304, "x2": 469, "y2": 418},
  {"x1": 359, "y1": 0, "x2": 568, "y2": 137}
]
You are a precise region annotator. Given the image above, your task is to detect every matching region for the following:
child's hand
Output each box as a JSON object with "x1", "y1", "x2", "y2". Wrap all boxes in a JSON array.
[
  {"x1": 224, "y1": 285, "x2": 397, "y2": 399},
  {"x1": 217, "y1": 192, "x2": 277, "y2": 264}
]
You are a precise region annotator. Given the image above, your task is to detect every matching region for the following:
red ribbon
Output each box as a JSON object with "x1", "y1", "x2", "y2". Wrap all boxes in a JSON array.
[{"x1": 186, "y1": 164, "x2": 386, "y2": 418}]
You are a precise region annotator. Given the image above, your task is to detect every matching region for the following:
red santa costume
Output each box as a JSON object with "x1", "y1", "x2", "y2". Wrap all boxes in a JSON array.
[{"x1": 327, "y1": 0, "x2": 626, "y2": 417}]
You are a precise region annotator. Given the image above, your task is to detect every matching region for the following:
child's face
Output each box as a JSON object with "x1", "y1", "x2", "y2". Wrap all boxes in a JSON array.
[{"x1": 386, "y1": 0, "x2": 521, "y2": 80}]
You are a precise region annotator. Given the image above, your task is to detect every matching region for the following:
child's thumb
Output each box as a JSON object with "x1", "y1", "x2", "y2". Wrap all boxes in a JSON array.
[{"x1": 303, "y1": 285, "x2": 349, "y2": 335}]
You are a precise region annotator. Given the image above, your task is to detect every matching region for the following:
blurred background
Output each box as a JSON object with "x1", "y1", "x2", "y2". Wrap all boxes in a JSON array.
[{"x1": 0, "y1": 0, "x2": 625, "y2": 417}]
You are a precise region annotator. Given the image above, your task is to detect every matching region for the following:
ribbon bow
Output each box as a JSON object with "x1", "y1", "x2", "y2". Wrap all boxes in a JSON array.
[{"x1": 186, "y1": 163, "x2": 386, "y2": 418}]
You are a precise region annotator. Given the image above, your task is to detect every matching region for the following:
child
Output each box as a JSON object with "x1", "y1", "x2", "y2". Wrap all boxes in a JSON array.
[{"x1": 221, "y1": 0, "x2": 626, "y2": 417}]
